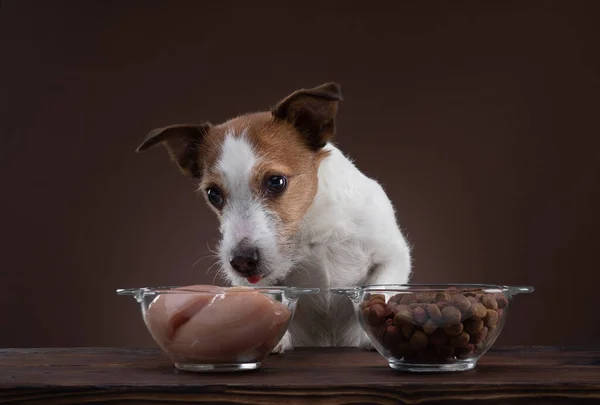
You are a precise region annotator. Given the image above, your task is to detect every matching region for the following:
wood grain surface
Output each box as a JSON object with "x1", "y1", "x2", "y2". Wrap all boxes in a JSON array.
[{"x1": 1, "y1": 347, "x2": 599, "y2": 404}]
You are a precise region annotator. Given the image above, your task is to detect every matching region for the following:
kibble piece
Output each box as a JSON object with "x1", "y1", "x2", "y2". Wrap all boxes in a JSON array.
[
  {"x1": 470, "y1": 303, "x2": 488, "y2": 320},
  {"x1": 435, "y1": 344, "x2": 455, "y2": 360},
  {"x1": 367, "y1": 304, "x2": 386, "y2": 325},
  {"x1": 383, "y1": 325, "x2": 400, "y2": 347},
  {"x1": 389, "y1": 341, "x2": 410, "y2": 358},
  {"x1": 409, "y1": 330, "x2": 428, "y2": 350},
  {"x1": 401, "y1": 323, "x2": 415, "y2": 339},
  {"x1": 442, "y1": 306, "x2": 462, "y2": 325},
  {"x1": 495, "y1": 294, "x2": 509, "y2": 309},
  {"x1": 369, "y1": 294, "x2": 386, "y2": 303},
  {"x1": 388, "y1": 294, "x2": 402, "y2": 305},
  {"x1": 417, "y1": 346, "x2": 439, "y2": 362},
  {"x1": 482, "y1": 294, "x2": 499, "y2": 310},
  {"x1": 423, "y1": 319, "x2": 438, "y2": 335},
  {"x1": 464, "y1": 319, "x2": 484, "y2": 334},
  {"x1": 455, "y1": 343, "x2": 475, "y2": 359},
  {"x1": 435, "y1": 292, "x2": 452, "y2": 302},
  {"x1": 427, "y1": 304, "x2": 444, "y2": 322},
  {"x1": 450, "y1": 332, "x2": 470, "y2": 348},
  {"x1": 484, "y1": 309, "x2": 499, "y2": 328},
  {"x1": 444, "y1": 323, "x2": 464, "y2": 336},
  {"x1": 412, "y1": 306, "x2": 429, "y2": 325},
  {"x1": 393, "y1": 305, "x2": 413, "y2": 327},
  {"x1": 400, "y1": 294, "x2": 415, "y2": 305},
  {"x1": 452, "y1": 294, "x2": 472, "y2": 312},
  {"x1": 417, "y1": 293, "x2": 435, "y2": 303},
  {"x1": 429, "y1": 328, "x2": 448, "y2": 345},
  {"x1": 437, "y1": 301, "x2": 451, "y2": 309},
  {"x1": 471, "y1": 326, "x2": 489, "y2": 344}
]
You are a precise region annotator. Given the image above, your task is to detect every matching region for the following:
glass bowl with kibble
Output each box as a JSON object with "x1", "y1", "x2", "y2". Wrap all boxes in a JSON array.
[{"x1": 331, "y1": 284, "x2": 534, "y2": 372}]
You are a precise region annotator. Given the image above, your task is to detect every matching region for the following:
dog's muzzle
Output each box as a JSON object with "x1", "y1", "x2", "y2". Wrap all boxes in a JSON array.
[{"x1": 229, "y1": 240, "x2": 262, "y2": 283}]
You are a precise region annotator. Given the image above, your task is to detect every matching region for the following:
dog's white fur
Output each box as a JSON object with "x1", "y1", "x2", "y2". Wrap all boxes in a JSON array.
[{"x1": 214, "y1": 132, "x2": 412, "y2": 352}]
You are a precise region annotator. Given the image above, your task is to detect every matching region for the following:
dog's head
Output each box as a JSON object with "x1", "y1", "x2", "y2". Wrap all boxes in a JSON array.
[{"x1": 137, "y1": 83, "x2": 343, "y2": 285}]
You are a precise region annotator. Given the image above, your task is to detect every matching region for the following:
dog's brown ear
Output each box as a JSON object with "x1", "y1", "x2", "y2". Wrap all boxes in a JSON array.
[
  {"x1": 136, "y1": 123, "x2": 212, "y2": 178},
  {"x1": 271, "y1": 82, "x2": 343, "y2": 150}
]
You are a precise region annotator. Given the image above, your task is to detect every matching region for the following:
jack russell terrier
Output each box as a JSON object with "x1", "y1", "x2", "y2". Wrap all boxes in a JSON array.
[{"x1": 136, "y1": 82, "x2": 412, "y2": 352}]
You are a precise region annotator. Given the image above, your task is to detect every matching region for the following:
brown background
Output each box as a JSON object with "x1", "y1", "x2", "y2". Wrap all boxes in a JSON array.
[{"x1": 1, "y1": 0, "x2": 599, "y2": 348}]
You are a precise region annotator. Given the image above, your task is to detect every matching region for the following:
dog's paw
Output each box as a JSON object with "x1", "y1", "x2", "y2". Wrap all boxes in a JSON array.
[{"x1": 271, "y1": 332, "x2": 293, "y2": 354}]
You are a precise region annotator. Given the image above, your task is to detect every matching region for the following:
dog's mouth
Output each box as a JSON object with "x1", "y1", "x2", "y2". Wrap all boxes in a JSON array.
[{"x1": 245, "y1": 274, "x2": 262, "y2": 284}]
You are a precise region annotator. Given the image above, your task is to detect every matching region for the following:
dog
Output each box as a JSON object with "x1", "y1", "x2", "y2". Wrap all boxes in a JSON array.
[{"x1": 136, "y1": 82, "x2": 412, "y2": 352}]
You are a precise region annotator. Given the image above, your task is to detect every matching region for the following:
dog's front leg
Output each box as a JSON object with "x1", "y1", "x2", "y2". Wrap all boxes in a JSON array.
[{"x1": 271, "y1": 331, "x2": 293, "y2": 354}]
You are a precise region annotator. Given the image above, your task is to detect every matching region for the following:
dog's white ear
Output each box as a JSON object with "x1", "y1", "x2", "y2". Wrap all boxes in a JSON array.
[
  {"x1": 271, "y1": 82, "x2": 343, "y2": 150},
  {"x1": 136, "y1": 123, "x2": 212, "y2": 178}
]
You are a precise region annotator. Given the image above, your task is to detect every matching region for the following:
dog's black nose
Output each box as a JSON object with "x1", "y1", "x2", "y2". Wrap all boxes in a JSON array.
[{"x1": 229, "y1": 247, "x2": 259, "y2": 274}]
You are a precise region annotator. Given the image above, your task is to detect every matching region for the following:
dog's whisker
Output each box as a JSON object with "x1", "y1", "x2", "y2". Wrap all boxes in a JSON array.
[{"x1": 192, "y1": 253, "x2": 219, "y2": 268}]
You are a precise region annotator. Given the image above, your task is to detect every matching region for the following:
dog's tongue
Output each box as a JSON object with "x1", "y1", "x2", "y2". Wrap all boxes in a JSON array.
[{"x1": 246, "y1": 275, "x2": 262, "y2": 284}]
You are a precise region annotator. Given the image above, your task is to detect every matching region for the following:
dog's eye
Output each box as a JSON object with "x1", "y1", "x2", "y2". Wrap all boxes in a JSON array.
[
  {"x1": 206, "y1": 188, "x2": 224, "y2": 207},
  {"x1": 266, "y1": 175, "x2": 287, "y2": 194}
]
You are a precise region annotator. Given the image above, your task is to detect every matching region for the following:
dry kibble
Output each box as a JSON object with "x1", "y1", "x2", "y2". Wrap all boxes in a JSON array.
[
  {"x1": 456, "y1": 343, "x2": 475, "y2": 359},
  {"x1": 470, "y1": 303, "x2": 488, "y2": 320},
  {"x1": 442, "y1": 306, "x2": 462, "y2": 324},
  {"x1": 427, "y1": 304, "x2": 444, "y2": 322},
  {"x1": 390, "y1": 341, "x2": 411, "y2": 357},
  {"x1": 484, "y1": 309, "x2": 499, "y2": 328},
  {"x1": 369, "y1": 294, "x2": 386, "y2": 303},
  {"x1": 471, "y1": 326, "x2": 489, "y2": 344},
  {"x1": 401, "y1": 323, "x2": 415, "y2": 339},
  {"x1": 436, "y1": 292, "x2": 452, "y2": 302},
  {"x1": 464, "y1": 319, "x2": 484, "y2": 334},
  {"x1": 409, "y1": 330, "x2": 428, "y2": 350},
  {"x1": 423, "y1": 319, "x2": 438, "y2": 335},
  {"x1": 435, "y1": 344, "x2": 455, "y2": 359},
  {"x1": 412, "y1": 307, "x2": 429, "y2": 325},
  {"x1": 400, "y1": 294, "x2": 415, "y2": 305},
  {"x1": 482, "y1": 295, "x2": 499, "y2": 310},
  {"x1": 417, "y1": 346, "x2": 439, "y2": 362},
  {"x1": 429, "y1": 329, "x2": 448, "y2": 345},
  {"x1": 383, "y1": 325, "x2": 400, "y2": 347},
  {"x1": 417, "y1": 293, "x2": 434, "y2": 303},
  {"x1": 393, "y1": 306, "x2": 413, "y2": 327},
  {"x1": 367, "y1": 304, "x2": 386, "y2": 325},
  {"x1": 437, "y1": 301, "x2": 451, "y2": 310},
  {"x1": 495, "y1": 294, "x2": 509, "y2": 309},
  {"x1": 450, "y1": 332, "x2": 470, "y2": 348},
  {"x1": 452, "y1": 294, "x2": 472, "y2": 312},
  {"x1": 388, "y1": 294, "x2": 402, "y2": 305},
  {"x1": 444, "y1": 323, "x2": 464, "y2": 336},
  {"x1": 366, "y1": 289, "x2": 509, "y2": 365}
]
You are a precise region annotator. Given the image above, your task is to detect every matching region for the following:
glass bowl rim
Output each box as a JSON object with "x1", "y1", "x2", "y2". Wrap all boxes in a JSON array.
[
  {"x1": 332, "y1": 283, "x2": 534, "y2": 294},
  {"x1": 116, "y1": 285, "x2": 320, "y2": 297}
]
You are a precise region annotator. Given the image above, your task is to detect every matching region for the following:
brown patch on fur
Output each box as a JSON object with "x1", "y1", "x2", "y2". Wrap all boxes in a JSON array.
[
  {"x1": 138, "y1": 83, "x2": 342, "y2": 233},
  {"x1": 197, "y1": 112, "x2": 329, "y2": 234}
]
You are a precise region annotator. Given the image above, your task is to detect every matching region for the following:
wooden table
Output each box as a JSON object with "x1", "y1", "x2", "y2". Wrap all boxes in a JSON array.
[{"x1": 0, "y1": 347, "x2": 598, "y2": 404}]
